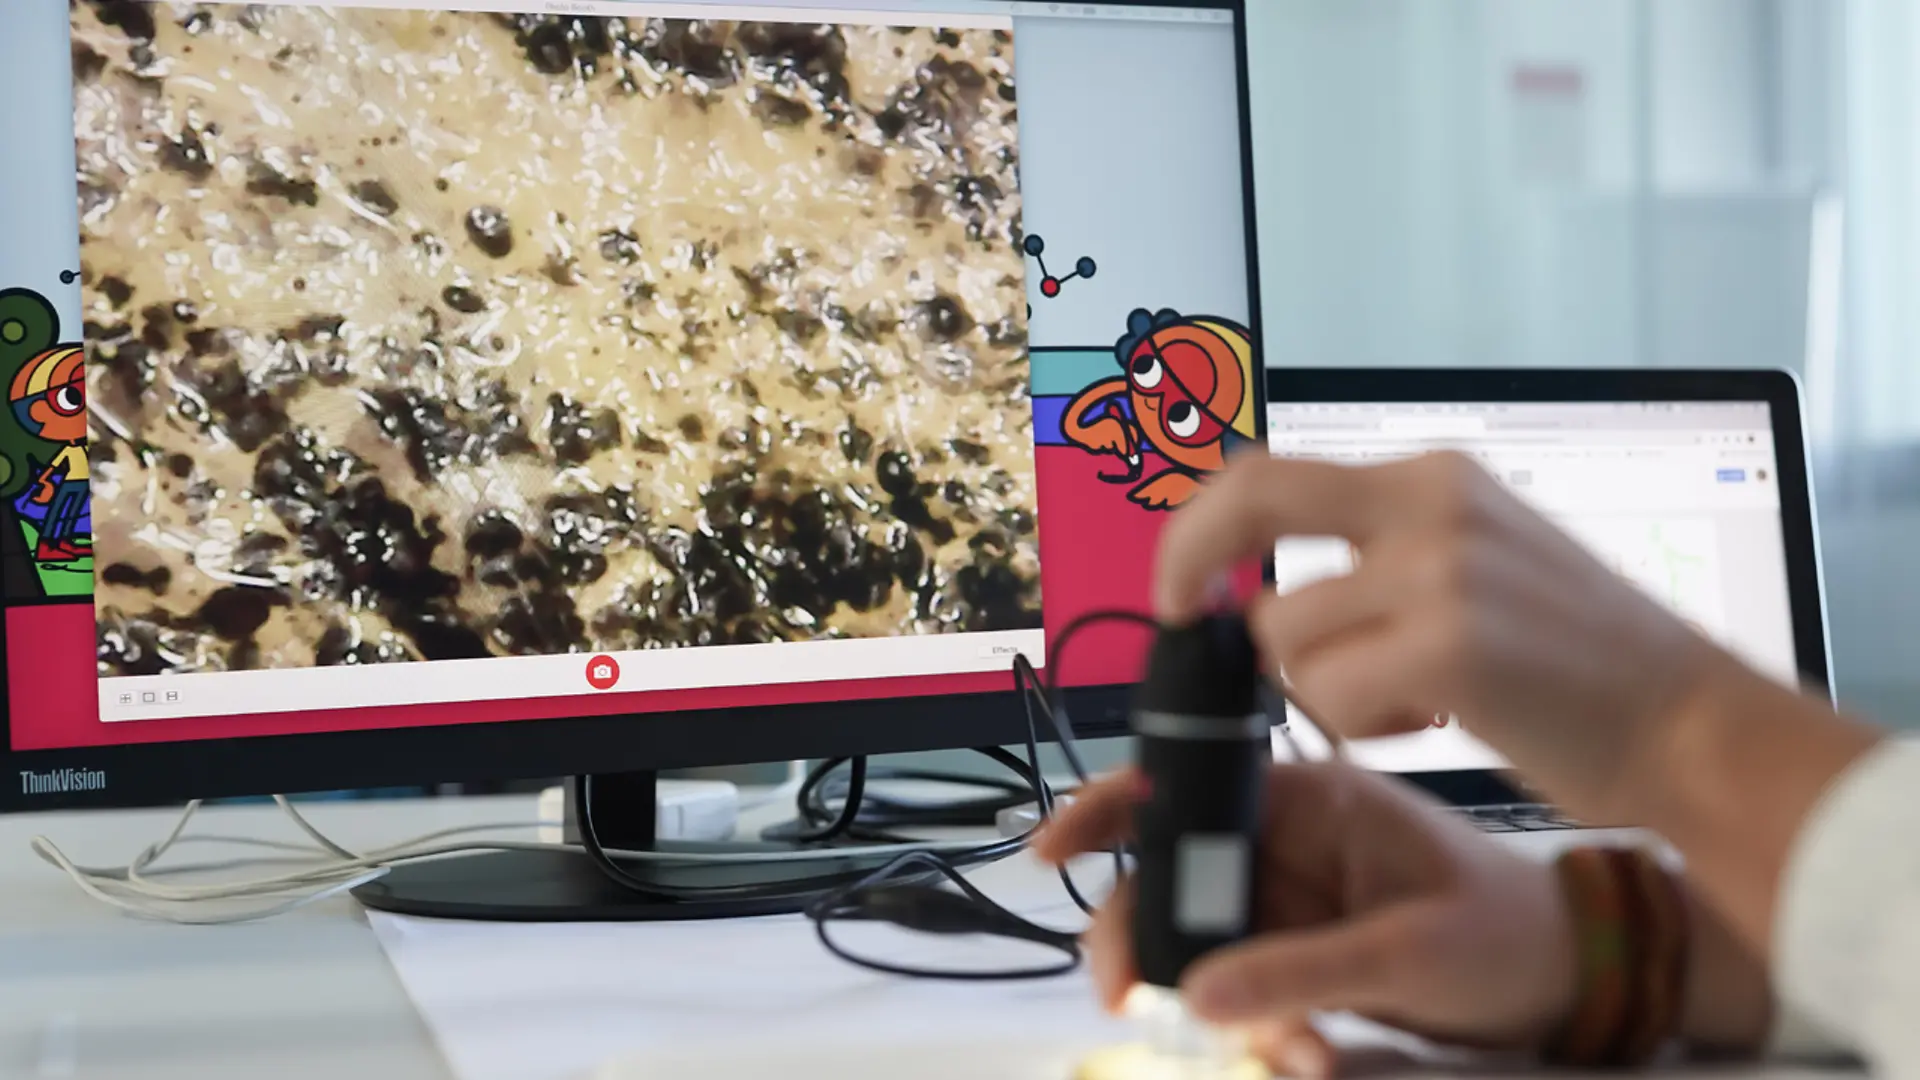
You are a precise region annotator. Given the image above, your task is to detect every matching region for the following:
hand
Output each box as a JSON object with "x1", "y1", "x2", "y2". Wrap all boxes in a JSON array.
[
  {"x1": 1033, "y1": 763, "x2": 1580, "y2": 1078},
  {"x1": 1155, "y1": 451, "x2": 1734, "y2": 824},
  {"x1": 1072, "y1": 412, "x2": 1140, "y2": 464}
]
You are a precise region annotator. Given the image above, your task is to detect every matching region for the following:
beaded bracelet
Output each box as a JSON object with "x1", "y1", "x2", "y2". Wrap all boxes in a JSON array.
[{"x1": 1541, "y1": 845, "x2": 1689, "y2": 1068}]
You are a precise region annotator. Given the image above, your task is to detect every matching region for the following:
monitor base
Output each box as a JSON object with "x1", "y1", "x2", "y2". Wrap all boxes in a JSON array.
[
  {"x1": 352, "y1": 769, "x2": 904, "y2": 921},
  {"x1": 350, "y1": 844, "x2": 898, "y2": 922}
]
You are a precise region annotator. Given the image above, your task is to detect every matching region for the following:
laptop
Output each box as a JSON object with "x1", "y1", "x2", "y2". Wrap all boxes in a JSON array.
[{"x1": 1263, "y1": 368, "x2": 1831, "y2": 838}]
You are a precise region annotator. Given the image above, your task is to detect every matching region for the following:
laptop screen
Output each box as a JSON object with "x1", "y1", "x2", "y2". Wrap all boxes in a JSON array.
[{"x1": 1266, "y1": 399, "x2": 1798, "y2": 775}]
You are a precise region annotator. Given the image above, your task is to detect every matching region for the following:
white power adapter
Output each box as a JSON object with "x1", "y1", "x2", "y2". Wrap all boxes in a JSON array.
[{"x1": 537, "y1": 779, "x2": 740, "y2": 844}]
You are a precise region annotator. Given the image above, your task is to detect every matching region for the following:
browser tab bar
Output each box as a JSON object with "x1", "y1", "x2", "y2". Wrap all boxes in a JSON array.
[
  {"x1": 1017, "y1": 3, "x2": 1232, "y2": 21},
  {"x1": 1378, "y1": 416, "x2": 1489, "y2": 437}
]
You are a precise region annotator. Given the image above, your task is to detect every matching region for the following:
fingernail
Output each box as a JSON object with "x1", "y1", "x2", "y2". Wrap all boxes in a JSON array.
[
  {"x1": 1284, "y1": 1041, "x2": 1330, "y2": 1080},
  {"x1": 1126, "y1": 771, "x2": 1153, "y2": 800}
]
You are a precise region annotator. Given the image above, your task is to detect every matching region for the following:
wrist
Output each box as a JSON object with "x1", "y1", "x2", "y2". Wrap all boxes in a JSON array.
[
  {"x1": 1635, "y1": 651, "x2": 1882, "y2": 954},
  {"x1": 1558, "y1": 630, "x2": 1740, "y2": 825},
  {"x1": 1468, "y1": 631, "x2": 1737, "y2": 830},
  {"x1": 1619, "y1": 645, "x2": 1756, "y2": 824},
  {"x1": 1675, "y1": 876, "x2": 1773, "y2": 1055}
]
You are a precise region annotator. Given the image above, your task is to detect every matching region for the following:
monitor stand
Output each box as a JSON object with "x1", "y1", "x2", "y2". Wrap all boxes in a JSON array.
[{"x1": 351, "y1": 770, "x2": 903, "y2": 922}]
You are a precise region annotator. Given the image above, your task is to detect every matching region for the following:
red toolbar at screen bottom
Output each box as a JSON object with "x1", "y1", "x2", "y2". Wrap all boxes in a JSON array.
[{"x1": 9, "y1": 446, "x2": 1264, "y2": 751}]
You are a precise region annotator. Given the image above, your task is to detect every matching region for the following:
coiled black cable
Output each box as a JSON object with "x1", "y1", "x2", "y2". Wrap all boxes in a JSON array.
[
  {"x1": 808, "y1": 850, "x2": 1081, "y2": 980},
  {"x1": 781, "y1": 753, "x2": 1039, "y2": 842},
  {"x1": 571, "y1": 608, "x2": 1166, "y2": 951},
  {"x1": 572, "y1": 773, "x2": 1028, "y2": 905},
  {"x1": 803, "y1": 610, "x2": 1165, "y2": 979},
  {"x1": 787, "y1": 755, "x2": 868, "y2": 843}
]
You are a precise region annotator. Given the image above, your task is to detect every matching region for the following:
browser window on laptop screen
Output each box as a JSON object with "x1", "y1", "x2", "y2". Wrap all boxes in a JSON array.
[{"x1": 1266, "y1": 400, "x2": 1794, "y2": 775}]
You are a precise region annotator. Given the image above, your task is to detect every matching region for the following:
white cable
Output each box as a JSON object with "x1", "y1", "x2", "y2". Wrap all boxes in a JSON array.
[
  {"x1": 273, "y1": 794, "x2": 361, "y2": 859},
  {"x1": 83, "y1": 825, "x2": 550, "y2": 900},
  {"x1": 30, "y1": 793, "x2": 539, "y2": 921},
  {"x1": 37, "y1": 832, "x2": 990, "y2": 898},
  {"x1": 44, "y1": 850, "x2": 388, "y2": 925},
  {"x1": 32, "y1": 804, "x2": 545, "y2": 909}
]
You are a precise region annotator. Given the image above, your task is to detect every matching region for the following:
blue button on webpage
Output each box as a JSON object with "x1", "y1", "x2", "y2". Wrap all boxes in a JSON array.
[{"x1": 1717, "y1": 468, "x2": 1746, "y2": 482}]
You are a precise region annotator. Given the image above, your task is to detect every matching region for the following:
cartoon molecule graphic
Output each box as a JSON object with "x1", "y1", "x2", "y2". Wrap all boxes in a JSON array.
[{"x1": 1023, "y1": 234, "x2": 1095, "y2": 299}]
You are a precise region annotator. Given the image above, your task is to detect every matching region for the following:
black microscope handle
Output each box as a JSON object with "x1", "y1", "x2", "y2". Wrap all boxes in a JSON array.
[{"x1": 1130, "y1": 724, "x2": 1269, "y2": 989}]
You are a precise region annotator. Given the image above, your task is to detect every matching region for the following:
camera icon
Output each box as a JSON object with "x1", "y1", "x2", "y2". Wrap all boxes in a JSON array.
[{"x1": 585, "y1": 655, "x2": 621, "y2": 691}]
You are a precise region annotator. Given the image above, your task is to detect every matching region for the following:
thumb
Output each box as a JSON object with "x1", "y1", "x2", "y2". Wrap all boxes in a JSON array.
[{"x1": 1179, "y1": 905, "x2": 1432, "y2": 1024}]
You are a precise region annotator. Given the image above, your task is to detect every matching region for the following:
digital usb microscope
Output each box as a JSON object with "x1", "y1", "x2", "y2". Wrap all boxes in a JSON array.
[{"x1": 1077, "y1": 614, "x2": 1275, "y2": 1080}]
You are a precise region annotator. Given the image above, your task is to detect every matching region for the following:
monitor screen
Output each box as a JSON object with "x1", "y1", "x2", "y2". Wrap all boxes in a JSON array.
[
  {"x1": 1266, "y1": 399, "x2": 1798, "y2": 775},
  {"x1": 3, "y1": 0, "x2": 1259, "y2": 764}
]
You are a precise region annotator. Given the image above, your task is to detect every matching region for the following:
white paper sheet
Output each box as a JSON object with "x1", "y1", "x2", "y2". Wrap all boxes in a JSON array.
[
  {"x1": 365, "y1": 850, "x2": 1844, "y2": 1080},
  {"x1": 365, "y1": 854, "x2": 1149, "y2": 1080}
]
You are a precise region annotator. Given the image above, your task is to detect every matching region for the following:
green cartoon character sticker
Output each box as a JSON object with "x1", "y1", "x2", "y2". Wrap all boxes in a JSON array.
[{"x1": 0, "y1": 287, "x2": 93, "y2": 599}]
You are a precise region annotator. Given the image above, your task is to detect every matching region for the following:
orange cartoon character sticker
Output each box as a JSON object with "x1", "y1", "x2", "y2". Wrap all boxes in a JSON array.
[{"x1": 1061, "y1": 307, "x2": 1255, "y2": 509}]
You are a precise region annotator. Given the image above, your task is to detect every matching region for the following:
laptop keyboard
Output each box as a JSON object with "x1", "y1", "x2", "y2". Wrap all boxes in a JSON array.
[{"x1": 1457, "y1": 804, "x2": 1584, "y2": 832}]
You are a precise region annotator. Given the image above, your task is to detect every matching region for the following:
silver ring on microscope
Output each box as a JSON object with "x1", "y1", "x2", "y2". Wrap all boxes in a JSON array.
[{"x1": 1129, "y1": 711, "x2": 1268, "y2": 740}]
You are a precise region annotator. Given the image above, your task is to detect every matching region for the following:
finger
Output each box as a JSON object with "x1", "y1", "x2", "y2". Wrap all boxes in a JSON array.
[
  {"x1": 1245, "y1": 1016, "x2": 1337, "y2": 1080},
  {"x1": 1247, "y1": 568, "x2": 1402, "y2": 678},
  {"x1": 1083, "y1": 876, "x2": 1139, "y2": 1013},
  {"x1": 1285, "y1": 619, "x2": 1457, "y2": 741},
  {"x1": 1155, "y1": 457, "x2": 1398, "y2": 623},
  {"x1": 1181, "y1": 905, "x2": 1432, "y2": 1024},
  {"x1": 1030, "y1": 769, "x2": 1149, "y2": 865},
  {"x1": 1284, "y1": 667, "x2": 1439, "y2": 743}
]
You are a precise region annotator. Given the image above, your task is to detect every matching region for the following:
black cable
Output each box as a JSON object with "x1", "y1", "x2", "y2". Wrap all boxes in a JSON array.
[
  {"x1": 569, "y1": 608, "x2": 1163, "y2": 951},
  {"x1": 788, "y1": 612, "x2": 1159, "y2": 842},
  {"x1": 970, "y1": 747, "x2": 1045, "y2": 797},
  {"x1": 804, "y1": 610, "x2": 1163, "y2": 977},
  {"x1": 1012, "y1": 651, "x2": 1126, "y2": 916},
  {"x1": 1010, "y1": 657, "x2": 1093, "y2": 913},
  {"x1": 788, "y1": 756, "x2": 867, "y2": 843},
  {"x1": 809, "y1": 851, "x2": 1080, "y2": 981},
  {"x1": 1035, "y1": 608, "x2": 1161, "y2": 775},
  {"x1": 785, "y1": 758, "x2": 861, "y2": 836},
  {"x1": 573, "y1": 776, "x2": 855, "y2": 902},
  {"x1": 839, "y1": 760, "x2": 1035, "y2": 826},
  {"x1": 794, "y1": 757, "x2": 843, "y2": 817},
  {"x1": 789, "y1": 756, "x2": 1037, "y2": 834},
  {"x1": 572, "y1": 774, "x2": 1030, "y2": 905},
  {"x1": 572, "y1": 699, "x2": 1075, "y2": 902}
]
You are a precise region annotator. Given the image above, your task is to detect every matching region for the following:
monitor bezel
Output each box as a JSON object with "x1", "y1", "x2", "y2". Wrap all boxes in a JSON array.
[
  {"x1": 1262, "y1": 366, "x2": 1830, "y2": 810},
  {"x1": 0, "y1": 0, "x2": 1261, "y2": 811}
]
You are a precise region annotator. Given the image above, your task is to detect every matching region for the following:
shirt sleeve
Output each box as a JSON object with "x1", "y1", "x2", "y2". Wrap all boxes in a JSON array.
[{"x1": 1769, "y1": 736, "x2": 1920, "y2": 1073}]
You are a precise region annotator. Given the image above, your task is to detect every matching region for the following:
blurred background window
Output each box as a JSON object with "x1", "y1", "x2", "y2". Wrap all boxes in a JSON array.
[{"x1": 1249, "y1": 0, "x2": 1920, "y2": 729}]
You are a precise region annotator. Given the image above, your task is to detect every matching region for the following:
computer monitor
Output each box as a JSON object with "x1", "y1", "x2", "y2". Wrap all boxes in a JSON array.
[
  {"x1": 0, "y1": 0, "x2": 1264, "y2": 910},
  {"x1": 1263, "y1": 369, "x2": 1828, "y2": 808}
]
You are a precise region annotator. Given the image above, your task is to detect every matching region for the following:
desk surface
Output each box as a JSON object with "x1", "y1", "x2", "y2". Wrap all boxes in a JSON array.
[
  {"x1": 0, "y1": 796, "x2": 538, "y2": 1080},
  {"x1": 0, "y1": 795, "x2": 1808, "y2": 1080}
]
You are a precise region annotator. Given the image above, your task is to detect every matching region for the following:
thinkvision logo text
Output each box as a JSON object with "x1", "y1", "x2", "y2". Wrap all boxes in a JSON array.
[{"x1": 19, "y1": 768, "x2": 107, "y2": 796}]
